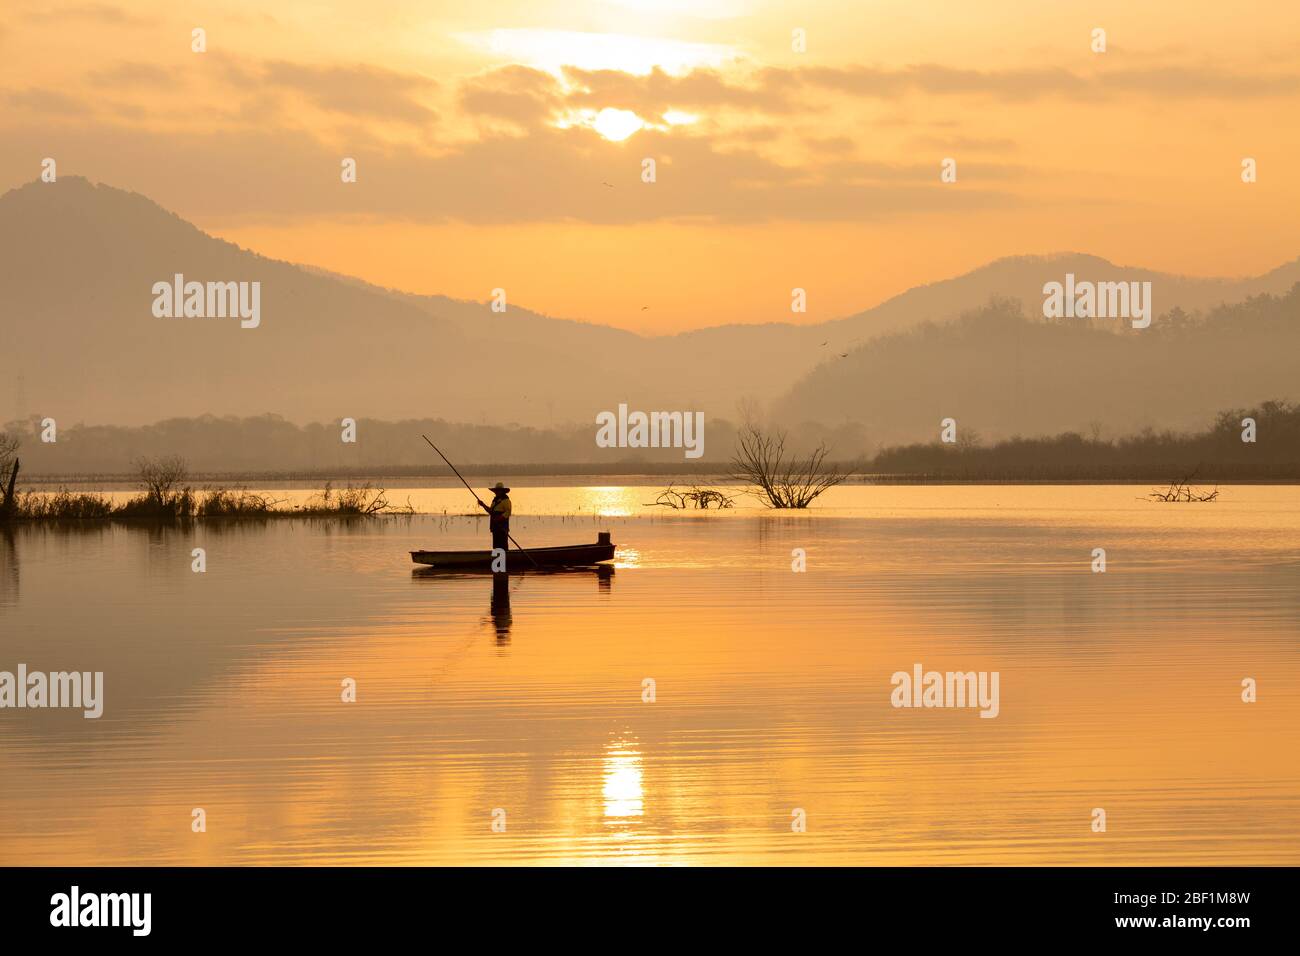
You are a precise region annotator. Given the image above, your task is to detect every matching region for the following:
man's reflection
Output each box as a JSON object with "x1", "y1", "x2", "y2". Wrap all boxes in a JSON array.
[
  {"x1": 490, "y1": 572, "x2": 512, "y2": 644},
  {"x1": 413, "y1": 566, "x2": 616, "y2": 645}
]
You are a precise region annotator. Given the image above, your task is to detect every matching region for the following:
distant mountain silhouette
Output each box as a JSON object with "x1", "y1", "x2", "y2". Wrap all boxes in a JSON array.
[
  {"x1": 817, "y1": 252, "x2": 1300, "y2": 342},
  {"x1": 2, "y1": 176, "x2": 1297, "y2": 435},
  {"x1": 774, "y1": 294, "x2": 1300, "y2": 444}
]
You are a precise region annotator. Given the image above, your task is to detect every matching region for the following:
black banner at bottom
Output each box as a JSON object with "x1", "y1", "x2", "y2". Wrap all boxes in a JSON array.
[{"x1": 0, "y1": 866, "x2": 1284, "y2": 942}]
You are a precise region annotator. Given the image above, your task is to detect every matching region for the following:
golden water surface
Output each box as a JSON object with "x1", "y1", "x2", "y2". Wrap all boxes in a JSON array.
[{"x1": 1, "y1": 484, "x2": 1297, "y2": 865}]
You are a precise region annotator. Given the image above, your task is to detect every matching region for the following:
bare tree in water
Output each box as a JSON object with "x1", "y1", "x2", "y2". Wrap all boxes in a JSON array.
[
  {"x1": 730, "y1": 417, "x2": 853, "y2": 508},
  {"x1": 134, "y1": 455, "x2": 191, "y2": 510}
]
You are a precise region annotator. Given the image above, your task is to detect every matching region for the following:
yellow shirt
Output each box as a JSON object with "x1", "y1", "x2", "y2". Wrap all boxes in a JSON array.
[{"x1": 490, "y1": 497, "x2": 511, "y2": 520}]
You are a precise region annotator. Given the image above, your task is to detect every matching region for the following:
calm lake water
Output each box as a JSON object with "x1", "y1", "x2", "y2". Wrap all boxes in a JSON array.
[{"x1": 1, "y1": 484, "x2": 1298, "y2": 865}]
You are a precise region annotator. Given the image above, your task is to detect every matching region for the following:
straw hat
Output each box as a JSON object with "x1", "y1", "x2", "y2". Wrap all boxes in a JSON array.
[{"x1": 489, "y1": 482, "x2": 510, "y2": 494}]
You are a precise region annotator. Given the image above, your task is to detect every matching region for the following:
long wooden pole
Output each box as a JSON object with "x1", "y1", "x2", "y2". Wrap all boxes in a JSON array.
[{"x1": 421, "y1": 435, "x2": 538, "y2": 569}]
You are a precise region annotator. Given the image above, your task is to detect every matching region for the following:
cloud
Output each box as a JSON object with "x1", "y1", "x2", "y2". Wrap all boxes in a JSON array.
[
  {"x1": 807, "y1": 136, "x2": 856, "y2": 155},
  {"x1": 458, "y1": 66, "x2": 562, "y2": 127},
  {"x1": 909, "y1": 134, "x2": 1019, "y2": 153},
  {"x1": 794, "y1": 63, "x2": 1300, "y2": 102},
  {"x1": 0, "y1": 119, "x2": 1023, "y2": 227},
  {"x1": 562, "y1": 65, "x2": 800, "y2": 116},
  {"x1": 443, "y1": 59, "x2": 1300, "y2": 146},
  {"x1": 223, "y1": 58, "x2": 439, "y2": 126},
  {"x1": 5, "y1": 88, "x2": 90, "y2": 116},
  {"x1": 86, "y1": 62, "x2": 174, "y2": 88},
  {"x1": 26, "y1": 2, "x2": 148, "y2": 25},
  {"x1": 797, "y1": 65, "x2": 1092, "y2": 101},
  {"x1": 6, "y1": 53, "x2": 1287, "y2": 229},
  {"x1": 545, "y1": 63, "x2": 1300, "y2": 120}
]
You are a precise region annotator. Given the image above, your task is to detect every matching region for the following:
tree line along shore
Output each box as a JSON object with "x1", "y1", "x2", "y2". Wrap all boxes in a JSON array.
[{"x1": 1, "y1": 401, "x2": 1296, "y2": 520}]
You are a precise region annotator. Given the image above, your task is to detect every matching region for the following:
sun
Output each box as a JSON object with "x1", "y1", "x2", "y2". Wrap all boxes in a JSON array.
[{"x1": 591, "y1": 108, "x2": 645, "y2": 142}]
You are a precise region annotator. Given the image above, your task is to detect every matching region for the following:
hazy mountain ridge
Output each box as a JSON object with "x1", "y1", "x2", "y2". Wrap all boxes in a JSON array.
[
  {"x1": 0, "y1": 177, "x2": 469, "y2": 423},
  {"x1": 2, "y1": 176, "x2": 1297, "y2": 440},
  {"x1": 774, "y1": 293, "x2": 1300, "y2": 444}
]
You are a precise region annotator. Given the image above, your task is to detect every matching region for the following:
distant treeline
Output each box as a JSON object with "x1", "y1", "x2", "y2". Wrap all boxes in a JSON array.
[
  {"x1": 3, "y1": 413, "x2": 869, "y2": 477},
  {"x1": 870, "y1": 400, "x2": 1299, "y2": 480},
  {"x1": 4, "y1": 402, "x2": 1296, "y2": 481}
]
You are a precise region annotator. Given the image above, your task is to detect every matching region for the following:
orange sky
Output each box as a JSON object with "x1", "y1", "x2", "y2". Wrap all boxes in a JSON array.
[{"x1": 3, "y1": 0, "x2": 1299, "y2": 332}]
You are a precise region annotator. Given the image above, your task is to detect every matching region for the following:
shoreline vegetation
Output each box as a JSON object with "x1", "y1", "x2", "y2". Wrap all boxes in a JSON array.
[
  {"x1": 5, "y1": 481, "x2": 414, "y2": 521},
  {"x1": 12, "y1": 470, "x2": 1300, "y2": 486},
  {"x1": 1, "y1": 452, "x2": 413, "y2": 523}
]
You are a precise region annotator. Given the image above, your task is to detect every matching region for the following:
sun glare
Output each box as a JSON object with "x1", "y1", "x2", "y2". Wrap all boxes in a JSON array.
[
  {"x1": 602, "y1": 743, "x2": 645, "y2": 819},
  {"x1": 661, "y1": 109, "x2": 699, "y2": 127},
  {"x1": 460, "y1": 28, "x2": 738, "y2": 76},
  {"x1": 591, "y1": 108, "x2": 645, "y2": 141}
]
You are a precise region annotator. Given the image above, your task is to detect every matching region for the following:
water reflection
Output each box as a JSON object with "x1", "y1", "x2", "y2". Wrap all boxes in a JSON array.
[
  {"x1": 411, "y1": 564, "x2": 616, "y2": 647},
  {"x1": 490, "y1": 573, "x2": 512, "y2": 643},
  {"x1": 602, "y1": 739, "x2": 645, "y2": 820},
  {"x1": 0, "y1": 525, "x2": 16, "y2": 606},
  {"x1": 2, "y1": 491, "x2": 1298, "y2": 866},
  {"x1": 580, "y1": 486, "x2": 638, "y2": 517}
]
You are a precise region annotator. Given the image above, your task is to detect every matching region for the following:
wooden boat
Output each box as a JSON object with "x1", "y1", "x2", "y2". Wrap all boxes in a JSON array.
[{"x1": 411, "y1": 532, "x2": 615, "y2": 571}]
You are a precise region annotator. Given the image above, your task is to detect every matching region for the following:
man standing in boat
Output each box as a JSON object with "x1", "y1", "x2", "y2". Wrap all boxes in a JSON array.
[{"x1": 481, "y1": 482, "x2": 512, "y2": 554}]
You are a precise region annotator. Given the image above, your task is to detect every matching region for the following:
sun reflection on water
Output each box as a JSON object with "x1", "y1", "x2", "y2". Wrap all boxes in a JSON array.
[
  {"x1": 602, "y1": 740, "x2": 644, "y2": 820},
  {"x1": 578, "y1": 486, "x2": 640, "y2": 517}
]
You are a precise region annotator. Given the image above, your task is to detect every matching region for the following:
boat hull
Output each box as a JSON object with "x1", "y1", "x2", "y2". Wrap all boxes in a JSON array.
[{"x1": 410, "y1": 539, "x2": 615, "y2": 571}]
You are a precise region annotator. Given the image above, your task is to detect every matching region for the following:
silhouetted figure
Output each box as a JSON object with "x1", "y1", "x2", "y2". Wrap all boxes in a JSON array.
[{"x1": 480, "y1": 482, "x2": 512, "y2": 556}]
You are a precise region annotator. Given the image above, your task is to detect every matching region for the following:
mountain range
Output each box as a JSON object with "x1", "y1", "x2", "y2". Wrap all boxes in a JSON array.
[{"x1": 2, "y1": 176, "x2": 1297, "y2": 447}]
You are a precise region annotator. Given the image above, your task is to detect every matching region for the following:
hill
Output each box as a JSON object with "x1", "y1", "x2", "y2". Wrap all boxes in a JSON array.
[{"x1": 2, "y1": 176, "x2": 1296, "y2": 436}]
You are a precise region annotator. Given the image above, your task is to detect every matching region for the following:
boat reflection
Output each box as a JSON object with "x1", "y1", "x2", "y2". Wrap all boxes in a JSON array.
[{"x1": 412, "y1": 564, "x2": 614, "y2": 644}]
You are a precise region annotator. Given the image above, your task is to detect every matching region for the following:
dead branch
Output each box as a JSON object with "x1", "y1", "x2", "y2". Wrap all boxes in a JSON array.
[{"x1": 729, "y1": 420, "x2": 851, "y2": 508}]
